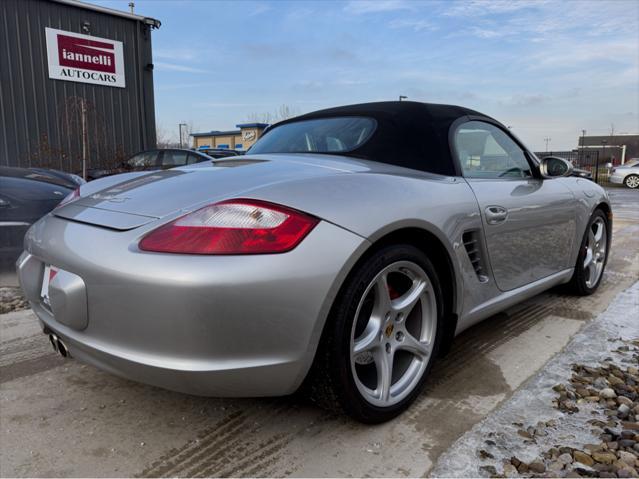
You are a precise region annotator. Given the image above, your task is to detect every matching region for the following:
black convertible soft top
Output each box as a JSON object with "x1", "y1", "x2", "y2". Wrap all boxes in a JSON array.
[{"x1": 270, "y1": 101, "x2": 497, "y2": 176}]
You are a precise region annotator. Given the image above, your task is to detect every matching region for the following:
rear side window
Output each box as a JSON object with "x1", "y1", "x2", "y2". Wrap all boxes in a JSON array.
[
  {"x1": 127, "y1": 151, "x2": 157, "y2": 167},
  {"x1": 249, "y1": 117, "x2": 376, "y2": 154},
  {"x1": 161, "y1": 151, "x2": 189, "y2": 167},
  {"x1": 187, "y1": 153, "x2": 204, "y2": 164}
]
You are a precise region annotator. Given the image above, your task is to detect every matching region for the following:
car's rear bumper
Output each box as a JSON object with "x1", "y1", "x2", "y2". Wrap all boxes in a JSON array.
[{"x1": 17, "y1": 214, "x2": 367, "y2": 396}]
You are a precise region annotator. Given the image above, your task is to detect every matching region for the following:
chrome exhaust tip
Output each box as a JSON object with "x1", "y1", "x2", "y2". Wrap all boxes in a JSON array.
[
  {"x1": 49, "y1": 333, "x2": 59, "y2": 353},
  {"x1": 48, "y1": 333, "x2": 70, "y2": 358},
  {"x1": 56, "y1": 338, "x2": 69, "y2": 358}
]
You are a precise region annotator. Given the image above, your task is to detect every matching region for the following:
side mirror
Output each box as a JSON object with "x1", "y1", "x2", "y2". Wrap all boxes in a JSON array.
[{"x1": 539, "y1": 156, "x2": 574, "y2": 178}]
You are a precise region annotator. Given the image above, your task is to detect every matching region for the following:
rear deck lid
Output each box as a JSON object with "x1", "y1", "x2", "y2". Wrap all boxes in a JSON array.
[{"x1": 53, "y1": 156, "x2": 357, "y2": 229}]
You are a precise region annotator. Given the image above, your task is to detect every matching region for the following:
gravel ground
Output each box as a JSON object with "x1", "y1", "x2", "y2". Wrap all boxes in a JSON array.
[
  {"x1": 432, "y1": 281, "x2": 639, "y2": 478},
  {"x1": 0, "y1": 287, "x2": 29, "y2": 314}
]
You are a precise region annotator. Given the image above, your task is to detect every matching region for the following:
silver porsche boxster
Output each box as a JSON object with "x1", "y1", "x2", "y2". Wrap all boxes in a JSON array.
[{"x1": 17, "y1": 102, "x2": 611, "y2": 423}]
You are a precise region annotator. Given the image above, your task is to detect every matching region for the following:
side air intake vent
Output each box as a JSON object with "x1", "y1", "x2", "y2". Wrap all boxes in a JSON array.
[{"x1": 462, "y1": 231, "x2": 489, "y2": 283}]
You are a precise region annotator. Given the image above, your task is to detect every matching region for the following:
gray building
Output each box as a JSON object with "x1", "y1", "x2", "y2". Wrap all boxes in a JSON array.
[
  {"x1": 0, "y1": 0, "x2": 160, "y2": 174},
  {"x1": 577, "y1": 135, "x2": 639, "y2": 164}
]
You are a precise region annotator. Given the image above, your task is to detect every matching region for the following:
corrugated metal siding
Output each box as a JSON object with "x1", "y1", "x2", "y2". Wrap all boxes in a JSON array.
[{"x1": 0, "y1": 0, "x2": 157, "y2": 172}]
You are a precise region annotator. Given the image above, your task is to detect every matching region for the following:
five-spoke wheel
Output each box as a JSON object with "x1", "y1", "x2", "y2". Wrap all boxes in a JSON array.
[
  {"x1": 350, "y1": 261, "x2": 436, "y2": 407},
  {"x1": 583, "y1": 216, "x2": 607, "y2": 289},
  {"x1": 308, "y1": 244, "x2": 442, "y2": 423},
  {"x1": 565, "y1": 209, "x2": 609, "y2": 296}
]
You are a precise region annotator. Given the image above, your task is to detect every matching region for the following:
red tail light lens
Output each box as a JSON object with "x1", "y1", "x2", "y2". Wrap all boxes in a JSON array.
[
  {"x1": 139, "y1": 199, "x2": 319, "y2": 255},
  {"x1": 55, "y1": 187, "x2": 81, "y2": 209}
]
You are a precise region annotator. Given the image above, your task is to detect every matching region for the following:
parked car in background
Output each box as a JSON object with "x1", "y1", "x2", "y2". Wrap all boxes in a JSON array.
[
  {"x1": 85, "y1": 149, "x2": 216, "y2": 180},
  {"x1": 30, "y1": 168, "x2": 85, "y2": 187},
  {"x1": 610, "y1": 159, "x2": 639, "y2": 188},
  {"x1": 571, "y1": 164, "x2": 593, "y2": 180},
  {"x1": 18, "y1": 102, "x2": 612, "y2": 423},
  {"x1": 1, "y1": 166, "x2": 82, "y2": 286},
  {"x1": 196, "y1": 148, "x2": 243, "y2": 158}
]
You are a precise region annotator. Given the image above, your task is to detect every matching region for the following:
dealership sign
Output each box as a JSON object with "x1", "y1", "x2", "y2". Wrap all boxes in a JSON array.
[{"x1": 45, "y1": 28, "x2": 125, "y2": 88}]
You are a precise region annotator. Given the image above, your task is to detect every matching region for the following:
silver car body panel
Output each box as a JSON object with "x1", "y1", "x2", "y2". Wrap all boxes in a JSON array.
[{"x1": 17, "y1": 153, "x2": 610, "y2": 396}]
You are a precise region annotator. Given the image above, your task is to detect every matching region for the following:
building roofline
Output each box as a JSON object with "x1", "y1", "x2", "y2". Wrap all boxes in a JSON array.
[
  {"x1": 235, "y1": 122, "x2": 269, "y2": 129},
  {"x1": 51, "y1": 0, "x2": 161, "y2": 28},
  {"x1": 191, "y1": 130, "x2": 241, "y2": 137}
]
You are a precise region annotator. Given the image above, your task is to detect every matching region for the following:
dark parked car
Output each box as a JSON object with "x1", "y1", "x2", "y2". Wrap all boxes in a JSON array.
[
  {"x1": 1, "y1": 166, "x2": 82, "y2": 285},
  {"x1": 572, "y1": 165, "x2": 593, "y2": 180},
  {"x1": 196, "y1": 148, "x2": 243, "y2": 158},
  {"x1": 85, "y1": 149, "x2": 217, "y2": 180}
]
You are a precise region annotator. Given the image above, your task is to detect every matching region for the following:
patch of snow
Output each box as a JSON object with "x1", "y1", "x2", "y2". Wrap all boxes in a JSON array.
[{"x1": 431, "y1": 281, "x2": 639, "y2": 477}]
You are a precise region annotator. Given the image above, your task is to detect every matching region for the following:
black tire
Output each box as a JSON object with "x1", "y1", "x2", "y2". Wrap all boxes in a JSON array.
[
  {"x1": 563, "y1": 209, "x2": 609, "y2": 296},
  {"x1": 624, "y1": 174, "x2": 639, "y2": 189},
  {"x1": 306, "y1": 244, "x2": 444, "y2": 423}
]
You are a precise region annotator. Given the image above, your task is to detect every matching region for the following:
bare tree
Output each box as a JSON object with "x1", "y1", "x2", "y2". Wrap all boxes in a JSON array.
[
  {"x1": 156, "y1": 125, "x2": 179, "y2": 149},
  {"x1": 157, "y1": 121, "x2": 196, "y2": 149},
  {"x1": 245, "y1": 104, "x2": 300, "y2": 125}
]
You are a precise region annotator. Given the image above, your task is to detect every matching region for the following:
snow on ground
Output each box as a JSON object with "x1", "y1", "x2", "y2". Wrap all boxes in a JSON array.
[{"x1": 431, "y1": 281, "x2": 639, "y2": 477}]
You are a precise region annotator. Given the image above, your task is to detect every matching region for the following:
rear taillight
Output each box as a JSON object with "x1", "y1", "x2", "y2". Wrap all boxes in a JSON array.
[
  {"x1": 139, "y1": 199, "x2": 319, "y2": 255},
  {"x1": 55, "y1": 187, "x2": 81, "y2": 208}
]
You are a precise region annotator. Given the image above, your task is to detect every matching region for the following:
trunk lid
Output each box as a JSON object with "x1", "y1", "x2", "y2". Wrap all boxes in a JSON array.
[{"x1": 54, "y1": 155, "x2": 357, "y2": 229}]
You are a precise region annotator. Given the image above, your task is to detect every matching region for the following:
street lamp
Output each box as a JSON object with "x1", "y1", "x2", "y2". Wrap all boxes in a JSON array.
[
  {"x1": 399, "y1": 95, "x2": 407, "y2": 101},
  {"x1": 544, "y1": 137, "x2": 551, "y2": 153},
  {"x1": 178, "y1": 123, "x2": 187, "y2": 148}
]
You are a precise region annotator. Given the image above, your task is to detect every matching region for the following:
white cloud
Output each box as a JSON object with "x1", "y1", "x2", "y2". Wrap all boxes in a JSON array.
[
  {"x1": 154, "y1": 48, "x2": 197, "y2": 61},
  {"x1": 344, "y1": 0, "x2": 414, "y2": 14},
  {"x1": 154, "y1": 62, "x2": 209, "y2": 74},
  {"x1": 444, "y1": 0, "x2": 545, "y2": 17},
  {"x1": 389, "y1": 18, "x2": 436, "y2": 32},
  {"x1": 248, "y1": 3, "x2": 271, "y2": 16}
]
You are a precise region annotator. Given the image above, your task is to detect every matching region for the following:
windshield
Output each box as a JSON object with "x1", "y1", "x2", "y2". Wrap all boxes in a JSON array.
[{"x1": 248, "y1": 117, "x2": 376, "y2": 154}]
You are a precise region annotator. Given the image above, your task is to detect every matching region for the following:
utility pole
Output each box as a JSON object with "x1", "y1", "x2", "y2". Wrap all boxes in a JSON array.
[
  {"x1": 129, "y1": 2, "x2": 135, "y2": 13},
  {"x1": 178, "y1": 123, "x2": 187, "y2": 148},
  {"x1": 81, "y1": 98, "x2": 88, "y2": 180},
  {"x1": 399, "y1": 95, "x2": 407, "y2": 101},
  {"x1": 544, "y1": 137, "x2": 551, "y2": 153}
]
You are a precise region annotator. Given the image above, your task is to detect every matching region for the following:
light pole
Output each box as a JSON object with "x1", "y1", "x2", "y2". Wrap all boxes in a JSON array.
[
  {"x1": 544, "y1": 137, "x2": 551, "y2": 153},
  {"x1": 399, "y1": 95, "x2": 407, "y2": 101},
  {"x1": 178, "y1": 123, "x2": 187, "y2": 148}
]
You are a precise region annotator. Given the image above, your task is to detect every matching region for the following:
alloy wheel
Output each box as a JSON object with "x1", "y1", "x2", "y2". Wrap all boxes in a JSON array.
[
  {"x1": 583, "y1": 217, "x2": 607, "y2": 288},
  {"x1": 349, "y1": 261, "x2": 437, "y2": 407},
  {"x1": 625, "y1": 175, "x2": 639, "y2": 189}
]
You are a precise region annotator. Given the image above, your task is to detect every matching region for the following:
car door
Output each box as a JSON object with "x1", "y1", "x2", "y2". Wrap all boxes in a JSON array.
[{"x1": 453, "y1": 120, "x2": 577, "y2": 291}]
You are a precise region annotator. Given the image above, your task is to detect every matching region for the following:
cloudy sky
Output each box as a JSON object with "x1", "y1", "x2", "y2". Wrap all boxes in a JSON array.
[{"x1": 97, "y1": 0, "x2": 638, "y2": 151}]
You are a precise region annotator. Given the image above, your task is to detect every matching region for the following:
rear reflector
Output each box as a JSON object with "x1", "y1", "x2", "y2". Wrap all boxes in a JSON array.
[{"x1": 139, "y1": 199, "x2": 319, "y2": 255}]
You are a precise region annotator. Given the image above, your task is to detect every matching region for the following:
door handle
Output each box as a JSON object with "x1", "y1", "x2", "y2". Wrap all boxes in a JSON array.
[{"x1": 485, "y1": 205, "x2": 508, "y2": 225}]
